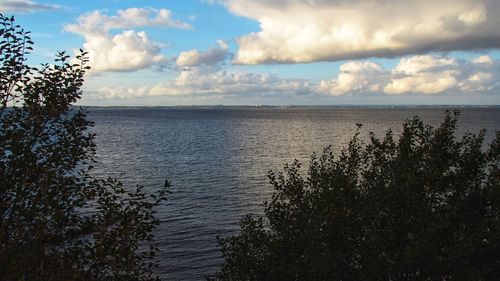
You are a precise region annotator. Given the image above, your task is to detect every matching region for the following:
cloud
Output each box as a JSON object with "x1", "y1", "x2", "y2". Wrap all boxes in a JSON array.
[
  {"x1": 89, "y1": 38, "x2": 311, "y2": 99},
  {"x1": 318, "y1": 62, "x2": 386, "y2": 96},
  {"x1": 384, "y1": 56, "x2": 459, "y2": 95},
  {"x1": 176, "y1": 40, "x2": 229, "y2": 67},
  {"x1": 170, "y1": 69, "x2": 311, "y2": 96},
  {"x1": 221, "y1": 0, "x2": 500, "y2": 64},
  {"x1": 86, "y1": 54, "x2": 500, "y2": 101},
  {"x1": 90, "y1": 70, "x2": 311, "y2": 99},
  {"x1": 472, "y1": 55, "x2": 494, "y2": 64},
  {"x1": 65, "y1": 8, "x2": 191, "y2": 72},
  {"x1": 200, "y1": 0, "x2": 217, "y2": 5},
  {"x1": 457, "y1": 56, "x2": 500, "y2": 92},
  {"x1": 80, "y1": 30, "x2": 165, "y2": 72},
  {"x1": 318, "y1": 55, "x2": 500, "y2": 96},
  {"x1": 65, "y1": 8, "x2": 191, "y2": 36},
  {"x1": 0, "y1": 0, "x2": 59, "y2": 13}
]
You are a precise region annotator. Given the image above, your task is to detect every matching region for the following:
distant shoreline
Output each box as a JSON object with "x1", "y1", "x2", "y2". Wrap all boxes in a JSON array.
[{"x1": 77, "y1": 104, "x2": 500, "y2": 109}]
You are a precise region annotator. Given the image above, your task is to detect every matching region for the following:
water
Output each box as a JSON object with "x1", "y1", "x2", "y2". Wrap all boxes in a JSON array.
[{"x1": 87, "y1": 107, "x2": 500, "y2": 281}]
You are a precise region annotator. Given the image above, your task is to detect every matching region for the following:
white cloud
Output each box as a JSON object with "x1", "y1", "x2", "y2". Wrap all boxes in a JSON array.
[
  {"x1": 459, "y1": 71, "x2": 493, "y2": 92},
  {"x1": 91, "y1": 70, "x2": 311, "y2": 99},
  {"x1": 65, "y1": 8, "x2": 191, "y2": 72},
  {"x1": 0, "y1": 0, "x2": 59, "y2": 13},
  {"x1": 80, "y1": 30, "x2": 166, "y2": 72},
  {"x1": 472, "y1": 55, "x2": 494, "y2": 64},
  {"x1": 384, "y1": 72, "x2": 458, "y2": 95},
  {"x1": 318, "y1": 62, "x2": 385, "y2": 96},
  {"x1": 94, "y1": 86, "x2": 152, "y2": 99},
  {"x1": 458, "y1": 55, "x2": 499, "y2": 92},
  {"x1": 65, "y1": 8, "x2": 191, "y2": 36},
  {"x1": 173, "y1": 69, "x2": 311, "y2": 95},
  {"x1": 221, "y1": 0, "x2": 500, "y2": 64},
  {"x1": 99, "y1": 41, "x2": 308, "y2": 99},
  {"x1": 319, "y1": 55, "x2": 500, "y2": 96},
  {"x1": 176, "y1": 40, "x2": 229, "y2": 67},
  {"x1": 384, "y1": 56, "x2": 460, "y2": 95},
  {"x1": 392, "y1": 56, "x2": 458, "y2": 75},
  {"x1": 200, "y1": 0, "x2": 217, "y2": 5},
  {"x1": 86, "y1": 54, "x2": 500, "y2": 101}
]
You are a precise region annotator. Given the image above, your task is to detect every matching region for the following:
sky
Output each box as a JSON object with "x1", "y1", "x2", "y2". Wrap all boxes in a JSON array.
[{"x1": 1, "y1": 0, "x2": 500, "y2": 106}]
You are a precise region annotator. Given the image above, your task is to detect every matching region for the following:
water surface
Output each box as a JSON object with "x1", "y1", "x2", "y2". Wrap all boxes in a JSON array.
[{"x1": 88, "y1": 107, "x2": 500, "y2": 280}]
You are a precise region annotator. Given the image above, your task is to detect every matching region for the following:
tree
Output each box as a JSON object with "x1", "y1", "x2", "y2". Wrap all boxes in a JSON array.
[
  {"x1": 213, "y1": 111, "x2": 500, "y2": 281},
  {"x1": 0, "y1": 14, "x2": 167, "y2": 281}
]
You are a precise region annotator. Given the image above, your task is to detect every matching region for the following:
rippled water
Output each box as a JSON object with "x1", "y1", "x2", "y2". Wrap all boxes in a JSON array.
[{"x1": 87, "y1": 107, "x2": 500, "y2": 281}]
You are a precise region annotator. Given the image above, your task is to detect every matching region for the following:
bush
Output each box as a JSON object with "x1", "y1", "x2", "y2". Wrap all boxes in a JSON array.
[
  {"x1": 213, "y1": 111, "x2": 500, "y2": 281},
  {"x1": 0, "y1": 14, "x2": 167, "y2": 281}
]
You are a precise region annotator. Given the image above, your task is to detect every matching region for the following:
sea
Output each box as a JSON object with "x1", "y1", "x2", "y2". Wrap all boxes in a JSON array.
[{"x1": 86, "y1": 106, "x2": 500, "y2": 281}]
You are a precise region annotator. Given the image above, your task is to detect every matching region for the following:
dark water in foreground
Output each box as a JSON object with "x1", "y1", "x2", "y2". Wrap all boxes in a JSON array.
[{"x1": 87, "y1": 107, "x2": 500, "y2": 281}]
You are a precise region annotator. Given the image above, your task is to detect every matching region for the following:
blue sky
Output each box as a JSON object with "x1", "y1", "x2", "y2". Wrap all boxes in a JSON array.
[{"x1": 2, "y1": 0, "x2": 500, "y2": 105}]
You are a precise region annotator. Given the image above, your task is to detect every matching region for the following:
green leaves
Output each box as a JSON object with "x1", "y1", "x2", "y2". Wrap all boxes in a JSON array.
[
  {"x1": 0, "y1": 13, "x2": 166, "y2": 281},
  {"x1": 214, "y1": 111, "x2": 500, "y2": 281}
]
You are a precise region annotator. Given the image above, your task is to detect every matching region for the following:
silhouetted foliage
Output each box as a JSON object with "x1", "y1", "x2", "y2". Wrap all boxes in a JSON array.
[
  {"x1": 213, "y1": 111, "x2": 500, "y2": 281},
  {"x1": 0, "y1": 14, "x2": 167, "y2": 280}
]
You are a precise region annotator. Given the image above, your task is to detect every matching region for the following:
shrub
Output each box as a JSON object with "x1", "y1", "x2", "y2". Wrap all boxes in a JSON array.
[
  {"x1": 0, "y1": 14, "x2": 167, "y2": 281},
  {"x1": 214, "y1": 111, "x2": 500, "y2": 281}
]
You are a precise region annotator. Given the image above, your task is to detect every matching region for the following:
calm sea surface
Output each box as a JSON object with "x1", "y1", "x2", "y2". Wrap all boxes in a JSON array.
[{"x1": 87, "y1": 107, "x2": 500, "y2": 281}]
